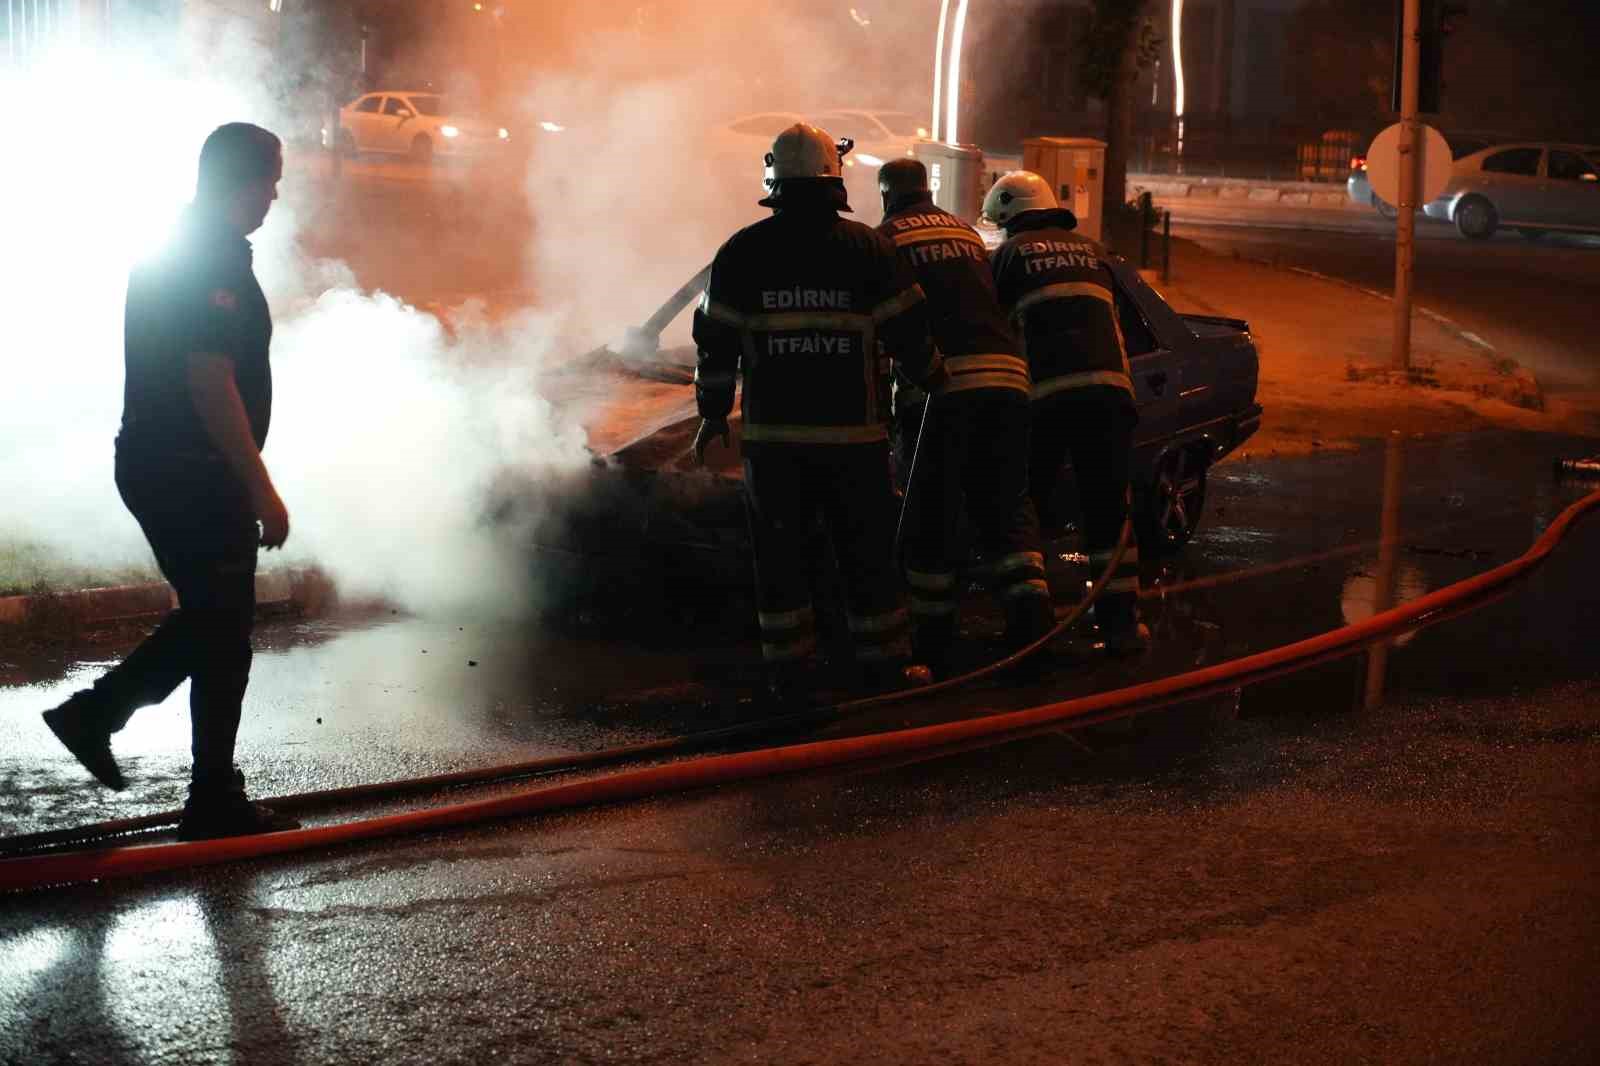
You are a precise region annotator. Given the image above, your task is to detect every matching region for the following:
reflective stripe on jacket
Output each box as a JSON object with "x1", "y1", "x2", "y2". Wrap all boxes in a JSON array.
[
  {"x1": 691, "y1": 194, "x2": 940, "y2": 449},
  {"x1": 878, "y1": 195, "x2": 1028, "y2": 400},
  {"x1": 990, "y1": 209, "x2": 1133, "y2": 402}
]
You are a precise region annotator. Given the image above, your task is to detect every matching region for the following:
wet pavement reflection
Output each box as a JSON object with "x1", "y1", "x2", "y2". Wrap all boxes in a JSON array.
[
  {"x1": 3, "y1": 429, "x2": 1598, "y2": 841},
  {"x1": 3, "y1": 430, "x2": 1600, "y2": 1063}
]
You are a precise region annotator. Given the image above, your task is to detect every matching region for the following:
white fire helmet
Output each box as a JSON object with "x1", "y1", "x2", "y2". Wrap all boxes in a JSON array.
[
  {"x1": 981, "y1": 170, "x2": 1058, "y2": 226},
  {"x1": 763, "y1": 123, "x2": 847, "y2": 191}
]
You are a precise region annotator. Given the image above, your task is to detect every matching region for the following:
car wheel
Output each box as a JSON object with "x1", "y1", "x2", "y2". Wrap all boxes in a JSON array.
[
  {"x1": 338, "y1": 130, "x2": 357, "y2": 157},
  {"x1": 410, "y1": 134, "x2": 434, "y2": 163},
  {"x1": 1373, "y1": 197, "x2": 1398, "y2": 220},
  {"x1": 1454, "y1": 195, "x2": 1497, "y2": 240},
  {"x1": 1136, "y1": 446, "x2": 1208, "y2": 556}
]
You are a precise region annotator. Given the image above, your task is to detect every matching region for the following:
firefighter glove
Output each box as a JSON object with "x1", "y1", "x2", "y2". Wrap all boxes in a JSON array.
[{"x1": 693, "y1": 417, "x2": 730, "y2": 465}]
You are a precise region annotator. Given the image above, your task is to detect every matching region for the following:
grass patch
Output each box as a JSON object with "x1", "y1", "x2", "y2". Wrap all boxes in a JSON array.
[{"x1": 0, "y1": 541, "x2": 160, "y2": 598}]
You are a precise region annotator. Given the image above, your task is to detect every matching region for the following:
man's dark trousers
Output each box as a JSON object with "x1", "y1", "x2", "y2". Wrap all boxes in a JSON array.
[{"x1": 81, "y1": 452, "x2": 258, "y2": 786}]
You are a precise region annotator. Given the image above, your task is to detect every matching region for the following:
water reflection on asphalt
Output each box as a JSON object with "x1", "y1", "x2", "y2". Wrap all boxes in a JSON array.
[{"x1": 1, "y1": 429, "x2": 1597, "y2": 841}]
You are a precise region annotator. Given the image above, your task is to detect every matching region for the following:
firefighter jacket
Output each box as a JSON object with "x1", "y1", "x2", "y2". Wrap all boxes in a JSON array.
[
  {"x1": 878, "y1": 193, "x2": 1028, "y2": 401},
  {"x1": 990, "y1": 208, "x2": 1133, "y2": 404},
  {"x1": 693, "y1": 183, "x2": 942, "y2": 450}
]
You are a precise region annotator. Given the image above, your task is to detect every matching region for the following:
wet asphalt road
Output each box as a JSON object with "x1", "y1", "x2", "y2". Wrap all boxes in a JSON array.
[
  {"x1": 4, "y1": 431, "x2": 1600, "y2": 1064},
  {"x1": 1167, "y1": 212, "x2": 1600, "y2": 404}
]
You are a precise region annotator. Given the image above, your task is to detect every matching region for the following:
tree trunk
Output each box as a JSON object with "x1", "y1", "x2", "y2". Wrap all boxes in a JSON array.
[{"x1": 1100, "y1": 15, "x2": 1142, "y2": 230}]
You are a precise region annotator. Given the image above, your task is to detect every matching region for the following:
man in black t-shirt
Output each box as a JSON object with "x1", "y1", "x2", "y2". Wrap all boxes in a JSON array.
[{"x1": 42, "y1": 123, "x2": 300, "y2": 840}]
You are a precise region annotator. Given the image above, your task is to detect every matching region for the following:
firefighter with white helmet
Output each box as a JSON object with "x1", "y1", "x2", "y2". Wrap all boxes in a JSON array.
[
  {"x1": 983, "y1": 171, "x2": 1148, "y2": 654},
  {"x1": 877, "y1": 158, "x2": 1052, "y2": 675},
  {"x1": 692, "y1": 123, "x2": 946, "y2": 695}
]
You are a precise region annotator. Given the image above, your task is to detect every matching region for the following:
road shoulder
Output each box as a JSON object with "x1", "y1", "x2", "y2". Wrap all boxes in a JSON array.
[{"x1": 1145, "y1": 240, "x2": 1581, "y2": 457}]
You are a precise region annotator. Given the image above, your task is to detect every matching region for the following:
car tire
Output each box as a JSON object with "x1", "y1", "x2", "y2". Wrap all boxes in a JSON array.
[
  {"x1": 338, "y1": 130, "x2": 357, "y2": 157},
  {"x1": 410, "y1": 134, "x2": 434, "y2": 163},
  {"x1": 1135, "y1": 446, "x2": 1208, "y2": 556},
  {"x1": 1454, "y1": 195, "x2": 1497, "y2": 240},
  {"x1": 1373, "y1": 197, "x2": 1398, "y2": 220}
]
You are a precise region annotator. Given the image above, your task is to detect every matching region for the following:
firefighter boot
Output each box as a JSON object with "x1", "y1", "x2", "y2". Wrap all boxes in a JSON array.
[
  {"x1": 911, "y1": 615, "x2": 957, "y2": 678},
  {"x1": 1003, "y1": 593, "x2": 1056, "y2": 651},
  {"x1": 1094, "y1": 594, "x2": 1150, "y2": 657}
]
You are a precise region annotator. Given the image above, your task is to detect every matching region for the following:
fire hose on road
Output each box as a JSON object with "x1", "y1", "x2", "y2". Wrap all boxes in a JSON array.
[
  {"x1": 0, "y1": 517, "x2": 1131, "y2": 858},
  {"x1": 3, "y1": 485, "x2": 1598, "y2": 892}
]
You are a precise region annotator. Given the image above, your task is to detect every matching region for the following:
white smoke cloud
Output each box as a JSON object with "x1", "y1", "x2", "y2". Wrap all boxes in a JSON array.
[
  {"x1": 0, "y1": 46, "x2": 591, "y2": 617},
  {"x1": 0, "y1": 5, "x2": 945, "y2": 613}
]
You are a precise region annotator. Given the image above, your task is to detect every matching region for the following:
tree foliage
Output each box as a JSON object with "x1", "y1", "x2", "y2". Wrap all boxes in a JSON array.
[{"x1": 1072, "y1": 0, "x2": 1162, "y2": 101}]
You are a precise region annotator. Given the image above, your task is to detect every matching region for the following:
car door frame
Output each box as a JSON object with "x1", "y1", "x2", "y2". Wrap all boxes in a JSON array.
[
  {"x1": 346, "y1": 93, "x2": 385, "y2": 151},
  {"x1": 1475, "y1": 145, "x2": 1546, "y2": 226},
  {"x1": 379, "y1": 94, "x2": 418, "y2": 154},
  {"x1": 1545, "y1": 147, "x2": 1600, "y2": 230},
  {"x1": 1107, "y1": 265, "x2": 1182, "y2": 442}
]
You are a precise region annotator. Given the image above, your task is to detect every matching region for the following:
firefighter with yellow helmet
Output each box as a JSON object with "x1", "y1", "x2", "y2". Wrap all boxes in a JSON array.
[
  {"x1": 983, "y1": 171, "x2": 1148, "y2": 654},
  {"x1": 692, "y1": 123, "x2": 946, "y2": 694}
]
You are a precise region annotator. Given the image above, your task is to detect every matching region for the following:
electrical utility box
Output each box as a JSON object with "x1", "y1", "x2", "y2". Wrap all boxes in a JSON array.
[
  {"x1": 914, "y1": 140, "x2": 986, "y2": 225},
  {"x1": 1021, "y1": 137, "x2": 1107, "y2": 242}
]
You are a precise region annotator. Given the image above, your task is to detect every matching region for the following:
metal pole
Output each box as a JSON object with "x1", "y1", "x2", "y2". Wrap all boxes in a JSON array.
[
  {"x1": 1162, "y1": 209, "x2": 1171, "y2": 283},
  {"x1": 1364, "y1": 431, "x2": 1405, "y2": 709},
  {"x1": 1391, "y1": 0, "x2": 1421, "y2": 371}
]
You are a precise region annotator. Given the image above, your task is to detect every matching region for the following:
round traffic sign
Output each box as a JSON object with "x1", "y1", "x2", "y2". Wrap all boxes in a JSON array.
[{"x1": 1365, "y1": 122, "x2": 1453, "y2": 208}]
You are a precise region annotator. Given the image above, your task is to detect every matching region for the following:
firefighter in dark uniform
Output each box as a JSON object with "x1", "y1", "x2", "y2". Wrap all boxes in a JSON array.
[
  {"x1": 692, "y1": 123, "x2": 945, "y2": 691},
  {"x1": 41, "y1": 123, "x2": 300, "y2": 838},
  {"x1": 875, "y1": 159, "x2": 1052, "y2": 673},
  {"x1": 983, "y1": 171, "x2": 1148, "y2": 654}
]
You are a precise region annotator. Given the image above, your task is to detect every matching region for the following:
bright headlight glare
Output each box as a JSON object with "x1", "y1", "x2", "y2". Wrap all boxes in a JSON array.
[
  {"x1": 441, "y1": 125, "x2": 460, "y2": 138},
  {"x1": 497, "y1": 128, "x2": 509, "y2": 139}
]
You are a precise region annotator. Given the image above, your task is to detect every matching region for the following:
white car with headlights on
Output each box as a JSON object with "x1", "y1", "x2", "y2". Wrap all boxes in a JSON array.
[{"x1": 324, "y1": 91, "x2": 510, "y2": 162}]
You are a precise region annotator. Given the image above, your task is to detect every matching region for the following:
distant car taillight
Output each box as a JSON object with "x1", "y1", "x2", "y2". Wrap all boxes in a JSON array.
[{"x1": 1351, "y1": 155, "x2": 1368, "y2": 172}]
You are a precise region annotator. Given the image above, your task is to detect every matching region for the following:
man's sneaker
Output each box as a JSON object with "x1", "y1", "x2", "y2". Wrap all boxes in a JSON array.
[
  {"x1": 178, "y1": 769, "x2": 300, "y2": 841},
  {"x1": 1103, "y1": 622, "x2": 1152, "y2": 658},
  {"x1": 41, "y1": 697, "x2": 126, "y2": 791}
]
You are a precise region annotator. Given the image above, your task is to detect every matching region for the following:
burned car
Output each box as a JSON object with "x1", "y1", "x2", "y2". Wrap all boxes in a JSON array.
[{"x1": 528, "y1": 256, "x2": 1260, "y2": 618}]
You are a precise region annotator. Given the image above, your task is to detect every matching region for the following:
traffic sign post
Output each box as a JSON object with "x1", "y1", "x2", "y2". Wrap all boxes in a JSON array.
[{"x1": 1392, "y1": 0, "x2": 1422, "y2": 372}]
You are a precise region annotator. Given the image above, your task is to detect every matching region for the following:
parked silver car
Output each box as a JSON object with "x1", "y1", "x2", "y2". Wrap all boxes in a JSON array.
[{"x1": 1423, "y1": 142, "x2": 1600, "y2": 239}]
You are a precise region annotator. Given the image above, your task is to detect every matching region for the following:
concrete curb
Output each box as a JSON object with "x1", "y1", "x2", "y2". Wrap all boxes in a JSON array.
[
  {"x1": 0, "y1": 569, "x2": 337, "y2": 633},
  {"x1": 1129, "y1": 173, "x2": 1363, "y2": 213}
]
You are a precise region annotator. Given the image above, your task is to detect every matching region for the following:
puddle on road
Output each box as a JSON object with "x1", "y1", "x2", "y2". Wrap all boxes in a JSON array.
[{"x1": 2, "y1": 431, "x2": 1597, "y2": 839}]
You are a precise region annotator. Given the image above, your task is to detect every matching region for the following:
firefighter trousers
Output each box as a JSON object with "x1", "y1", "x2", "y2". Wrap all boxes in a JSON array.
[
  {"x1": 899, "y1": 389, "x2": 1052, "y2": 662},
  {"x1": 743, "y1": 443, "x2": 909, "y2": 672},
  {"x1": 1030, "y1": 386, "x2": 1142, "y2": 634}
]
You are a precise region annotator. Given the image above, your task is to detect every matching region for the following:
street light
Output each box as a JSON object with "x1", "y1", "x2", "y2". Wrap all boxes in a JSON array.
[
  {"x1": 1171, "y1": 0, "x2": 1186, "y2": 155},
  {"x1": 929, "y1": 0, "x2": 971, "y2": 145}
]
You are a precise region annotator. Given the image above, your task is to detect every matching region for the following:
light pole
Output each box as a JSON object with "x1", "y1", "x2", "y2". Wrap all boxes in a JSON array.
[
  {"x1": 1171, "y1": 0, "x2": 1185, "y2": 158},
  {"x1": 930, "y1": 0, "x2": 971, "y2": 145}
]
